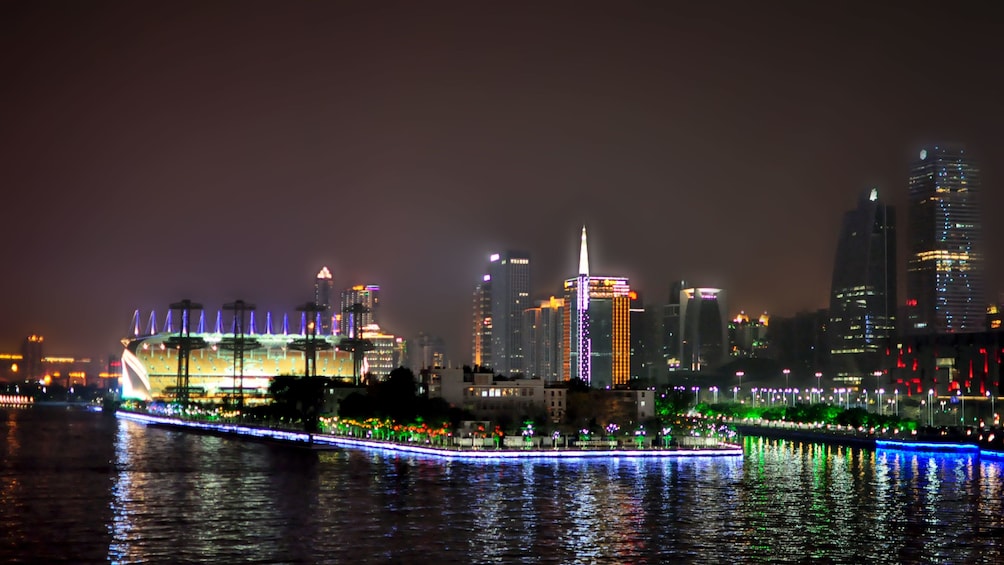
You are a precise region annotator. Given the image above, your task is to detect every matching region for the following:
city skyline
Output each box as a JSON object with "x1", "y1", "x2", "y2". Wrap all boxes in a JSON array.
[{"x1": 3, "y1": 2, "x2": 1004, "y2": 358}]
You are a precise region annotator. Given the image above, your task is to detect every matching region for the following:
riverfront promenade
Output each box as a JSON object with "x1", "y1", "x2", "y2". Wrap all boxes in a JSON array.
[
  {"x1": 115, "y1": 410, "x2": 743, "y2": 459},
  {"x1": 731, "y1": 417, "x2": 1004, "y2": 457}
]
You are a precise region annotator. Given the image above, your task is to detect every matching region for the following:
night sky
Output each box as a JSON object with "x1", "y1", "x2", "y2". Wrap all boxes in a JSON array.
[{"x1": 3, "y1": 1, "x2": 1003, "y2": 361}]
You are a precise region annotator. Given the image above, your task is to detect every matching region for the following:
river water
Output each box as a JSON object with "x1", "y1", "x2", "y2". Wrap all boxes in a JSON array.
[{"x1": 2, "y1": 407, "x2": 1003, "y2": 564}]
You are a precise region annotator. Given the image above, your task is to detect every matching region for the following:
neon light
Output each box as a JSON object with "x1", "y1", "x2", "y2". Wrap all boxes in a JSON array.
[{"x1": 576, "y1": 226, "x2": 591, "y2": 384}]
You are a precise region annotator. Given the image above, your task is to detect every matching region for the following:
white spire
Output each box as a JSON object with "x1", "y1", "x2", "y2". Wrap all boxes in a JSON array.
[{"x1": 578, "y1": 225, "x2": 589, "y2": 276}]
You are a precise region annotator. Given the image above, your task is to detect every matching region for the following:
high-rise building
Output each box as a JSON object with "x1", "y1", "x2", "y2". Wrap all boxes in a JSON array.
[
  {"x1": 679, "y1": 288, "x2": 727, "y2": 371},
  {"x1": 728, "y1": 312, "x2": 770, "y2": 359},
  {"x1": 339, "y1": 285, "x2": 380, "y2": 338},
  {"x1": 522, "y1": 297, "x2": 565, "y2": 382},
  {"x1": 661, "y1": 280, "x2": 687, "y2": 370},
  {"x1": 314, "y1": 267, "x2": 334, "y2": 334},
  {"x1": 486, "y1": 251, "x2": 531, "y2": 376},
  {"x1": 768, "y1": 309, "x2": 829, "y2": 379},
  {"x1": 907, "y1": 145, "x2": 985, "y2": 334},
  {"x1": 360, "y1": 325, "x2": 401, "y2": 379},
  {"x1": 413, "y1": 332, "x2": 448, "y2": 369},
  {"x1": 562, "y1": 227, "x2": 631, "y2": 388},
  {"x1": 471, "y1": 277, "x2": 492, "y2": 369},
  {"x1": 828, "y1": 188, "x2": 897, "y2": 380},
  {"x1": 629, "y1": 291, "x2": 660, "y2": 382}
]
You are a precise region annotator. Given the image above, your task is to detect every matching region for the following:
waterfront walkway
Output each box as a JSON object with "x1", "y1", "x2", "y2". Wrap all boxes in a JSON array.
[
  {"x1": 115, "y1": 410, "x2": 743, "y2": 460},
  {"x1": 730, "y1": 417, "x2": 1004, "y2": 457}
]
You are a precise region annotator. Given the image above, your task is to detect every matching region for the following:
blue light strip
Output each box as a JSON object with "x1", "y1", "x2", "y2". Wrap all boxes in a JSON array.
[
  {"x1": 115, "y1": 411, "x2": 742, "y2": 460},
  {"x1": 875, "y1": 439, "x2": 980, "y2": 453}
]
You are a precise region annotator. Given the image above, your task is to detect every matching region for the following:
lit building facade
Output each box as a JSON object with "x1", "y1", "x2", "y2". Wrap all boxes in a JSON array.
[
  {"x1": 522, "y1": 297, "x2": 565, "y2": 382},
  {"x1": 360, "y1": 324, "x2": 403, "y2": 379},
  {"x1": 828, "y1": 188, "x2": 897, "y2": 380},
  {"x1": 486, "y1": 251, "x2": 531, "y2": 377},
  {"x1": 563, "y1": 276, "x2": 632, "y2": 389},
  {"x1": 559, "y1": 227, "x2": 631, "y2": 388},
  {"x1": 471, "y1": 277, "x2": 492, "y2": 368},
  {"x1": 314, "y1": 267, "x2": 334, "y2": 334},
  {"x1": 679, "y1": 288, "x2": 727, "y2": 371},
  {"x1": 906, "y1": 146, "x2": 985, "y2": 334},
  {"x1": 120, "y1": 328, "x2": 353, "y2": 402},
  {"x1": 339, "y1": 284, "x2": 380, "y2": 338},
  {"x1": 729, "y1": 312, "x2": 770, "y2": 359}
]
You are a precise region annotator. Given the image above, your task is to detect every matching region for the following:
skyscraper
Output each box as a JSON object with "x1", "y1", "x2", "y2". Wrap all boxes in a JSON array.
[
  {"x1": 471, "y1": 277, "x2": 492, "y2": 369},
  {"x1": 828, "y1": 188, "x2": 897, "y2": 380},
  {"x1": 522, "y1": 297, "x2": 565, "y2": 382},
  {"x1": 679, "y1": 287, "x2": 727, "y2": 371},
  {"x1": 339, "y1": 284, "x2": 380, "y2": 338},
  {"x1": 486, "y1": 251, "x2": 531, "y2": 376},
  {"x1": 661, "y1": 280, "x2": 687, "y2": 370},
  {"x1": 907, "y1": 146, "x2": 985, "y2": 334},
  {"x1": 562, "y1": 227, "x2": 631, "y2": 388},
  {"x1": 314, "y1": 267, "x2": 334, "y2": 334}
]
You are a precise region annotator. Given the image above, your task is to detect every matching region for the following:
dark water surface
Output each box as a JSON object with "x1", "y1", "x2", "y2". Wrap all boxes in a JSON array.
[{"x1": 2, "y1": 407, "x2": 1003, "y2": 564}]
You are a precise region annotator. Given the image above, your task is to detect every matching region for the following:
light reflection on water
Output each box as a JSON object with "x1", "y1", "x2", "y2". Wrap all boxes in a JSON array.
[{"x1": 2, "y1": 409, "x2": 1004, "y2": 564}]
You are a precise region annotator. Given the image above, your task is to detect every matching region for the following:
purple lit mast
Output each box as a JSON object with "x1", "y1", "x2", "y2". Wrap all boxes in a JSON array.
[{"x1": 576, "y1": 226, "x2": 591, "y2": 385}]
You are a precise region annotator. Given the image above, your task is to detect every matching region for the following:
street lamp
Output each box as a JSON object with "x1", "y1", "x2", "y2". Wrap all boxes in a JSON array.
[
  {"x1": 894, "y1": 389, "x2": 899, "y2": 416},
  {"x1": 815, "y1": 372, "x2": 822, "y2": 394},
  {"x1": 783, "y1": 368, "x2": 791, "y2": 391},
  {"x1": 710, "y1": 386, "x2": 719, "y2": 404},
  {"x1": 877, "y1": 389, "x2": 885, "y2": 415},
  {"x1": 863, "y1": 389, "x2": 869, "y2": 412},
  {"x1": 987, "y1": 390, "x2": 995, "y2": 425},
  {"x1": 928, "y1": 389, "x2": 934, "y2": 427},
  {"x1": 958, "y1": 390, "x2": 965, "y2": 426}
]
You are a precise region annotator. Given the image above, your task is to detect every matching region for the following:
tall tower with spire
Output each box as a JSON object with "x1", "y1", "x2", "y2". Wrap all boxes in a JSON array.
[
  {"x1": 562, "y1": 226, "x2": 632, "y2": 388},
  {"x1": 575, "y1": 226, "x2": 591, "y2": 384}
]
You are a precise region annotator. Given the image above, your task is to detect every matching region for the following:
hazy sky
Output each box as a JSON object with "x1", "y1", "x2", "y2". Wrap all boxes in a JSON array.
[{"x1": 2, "y1": 1, "x2": 1003, "y2": 361}]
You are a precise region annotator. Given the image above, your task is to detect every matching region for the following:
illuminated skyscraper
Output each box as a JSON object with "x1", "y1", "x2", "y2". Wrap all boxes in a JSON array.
[
  {"x1": 314, "y1": 267, "x2": 334, "y2": 334},
  {"x1": 471, "y1": 277, "x2": 492, "y2": 368},
  {"x1": 828, "y1": 188, "x2": 896, "y2": 380},
  {"x1": 562, "y1": 227, "x2": 631, "y2": 388},
  {"x1": 907, "y1": 146, "x2": 985, "y2": 334},
  {"x1": 339, "y1": 284, "x2": 380, "y2": 338},
  {"x1": 486, "y1": 251, "x2": 531, "y2": 376}
]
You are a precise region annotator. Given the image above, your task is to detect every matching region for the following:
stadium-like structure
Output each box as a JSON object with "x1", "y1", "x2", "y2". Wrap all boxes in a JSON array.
[{"x1": 120, "y1": 309, "x2": 353, "y2": 402}]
